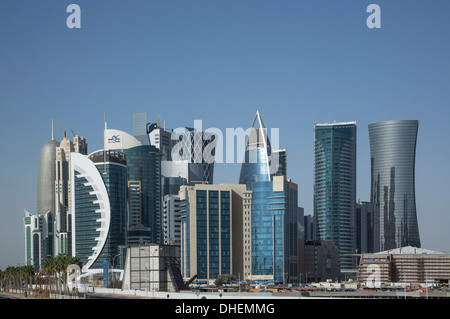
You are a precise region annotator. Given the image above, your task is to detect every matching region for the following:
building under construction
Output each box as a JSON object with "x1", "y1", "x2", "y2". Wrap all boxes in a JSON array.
[{"x1": 358, "y1": 246, "x2": 450, "y2": 286}]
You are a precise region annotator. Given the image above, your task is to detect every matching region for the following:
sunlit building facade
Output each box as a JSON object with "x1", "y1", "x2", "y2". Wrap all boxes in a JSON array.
[
  {"x1": 369, "y1": 120, "x2": 420, "y2": 251},
  {"x1": 314, "y1": 121, "x2": 357, "y2": 271},
  {"x1": 71, "y1": 150, "x2": 128, "y2": 271}
]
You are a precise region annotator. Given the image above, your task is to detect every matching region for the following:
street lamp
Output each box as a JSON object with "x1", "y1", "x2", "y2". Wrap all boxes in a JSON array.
[{"x1": 110, "y1": 253, "x2": 121, "y2": 294}]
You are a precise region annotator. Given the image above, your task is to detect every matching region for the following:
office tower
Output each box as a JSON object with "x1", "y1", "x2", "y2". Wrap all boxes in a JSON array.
[
  {"x1": 303, "y1": 215, "x2": 315, "y2": 241},
  {"x1": 24, "y1": 210, "x2": 54, "y2": 270},
  {"x1": 171, "y1": 126, "x2": 217, "y2": 185},
  {"x1": 238, "y1": 111, "x2": 272, "y2": 190},
  {"x1": 71, "y1": 150, "x2": 128, "y2": 271},
  {"x1": 179, "y1": 184, "x2": 251, "y2": 281},
  {"x1": 238, "y1": 111, "x2": 286, "y2": 190},
  {"x1": 297, "y1": 207, "x2": 305, "y2": 240},
  {"x1": 147, "y1": 116, "x2": 172, "y2": 161},
  {"x1": 355, "y1": 200, "x2": 376, "y2": 254},
  {"x1": 123, "y1": 145, "x2": 162, "y2": 244},
  {"x1": 54, "y1": 132, "x2": 87, "y2": 256},
  {"x1": 368, "y1": 120, "x2": 420, "y2": 251},
  {"x1": 126, "y1": 181, "x2": 152, "y2": 244},
  {"x1": 104, "y1": 128, "x2": 142, "y2": 150},
  {"x1": 104, "y1": 128, "x2": 162, "y2": 244},
  {"x1": 133, "y1": 112, "x2": 149, "y2": 145},
  {"x1": 249, "y1": 176, "x2": 298, "y2": 283},
  {"x1": 37, "y1": 120, "x2": 59, "y2": 215},
  {"x1": 272, "y1": 149, "x2": 287, "y2": 178},
  {"x1": 147, "y1": 117, "x2": 217, "y2": 188},
  {"x1": 24, "y1": 211, "x2": 54, "y2": 269},
  {"x1": 162, "y1": 194, "x2": 182, "y2": 245},
  {"x1": 314, "y1": 121, "x2": 357, "y2": 271}
]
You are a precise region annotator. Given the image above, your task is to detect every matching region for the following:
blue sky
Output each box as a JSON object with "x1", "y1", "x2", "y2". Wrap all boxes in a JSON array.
[{"x1": 1, "y1": 0, "x2": 449, "y2": 269}]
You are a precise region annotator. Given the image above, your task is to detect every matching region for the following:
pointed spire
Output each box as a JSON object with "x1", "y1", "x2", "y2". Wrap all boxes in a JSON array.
[
  {"x1": 251, "y1": 110, "x2": 266, "y2": 129},
  {"x1": 51, "y1": 118, "x2": 55, "y2": 140}
]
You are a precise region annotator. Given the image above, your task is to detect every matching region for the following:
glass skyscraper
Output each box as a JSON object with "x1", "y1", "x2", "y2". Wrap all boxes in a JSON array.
[
  {"x1": 314, "y1": 121, "x2": 357, "y2": 271},
  {"x1": 71, "y1": 150, "x2": 128, "y2": 270},
  {"x1": 368, "y1": 120, "x2": 420, "y2": 251},
  {"x1": 123, "y1": 145, "x2": 161, "y2": 244},
  {"x1": 250, "y1": 176, "x2": 298, "y2": 283},
  {"x1": 239, "y1": 111, "x2": 272, "y2": 190},
  {"x1": 179, "y1": 184, "x2": 250, "y2": 281}
]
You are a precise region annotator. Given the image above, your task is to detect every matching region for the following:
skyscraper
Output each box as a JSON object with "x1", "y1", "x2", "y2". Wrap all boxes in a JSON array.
[
  {"x1": 239, "y1": 111, "x2": 272, "y2": 190},
  {"x1": 132, "y1": 112, "x2": 149, "y2": 145},
  {"x1": 54, "y1": 132, "x2": 87, "y2": 256},
  {"x1": 37, "y1": 120, "x2": 59, "y2": 215},
  {"x1": 24, "y1": 210, "x2": 54, "y2": 270},
  {"x1": 314, "y1": 121, "x2": 357, "y2": 271},
  {"x1": 123, "y1": 145, "x2": 162, "y2": 244},
  {"x1": 368, "y1": 120, "x2": 420, "y2": 251},
  {"x1": 179, "y1": 184, "x2": 251, "y2": 281},
  {"x1": 104, "y1": 127, "x2": 162, "y2": 244},
  {"x1": 249, "y1": 176, "x2": 298, "y2": 283},
  {"x1": 71, "y1": 150, "x2": 128, "y2": 271}
]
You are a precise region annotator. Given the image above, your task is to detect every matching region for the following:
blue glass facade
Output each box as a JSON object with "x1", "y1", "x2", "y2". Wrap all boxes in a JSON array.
[
  {"x1": 123, "y1": 145, "x2": 161, "y2": 244},
  {"x1": 369, "y1": 120, "x2": 420, "y2": 251},
  {"x1": 180, "y1": 188, "x2": 232, "y2": 280},
  {"x1": 251, "y1": 178, "x2": 298, "y2": 282},
  {"x1": 74, "y1": 172, "x2": 102, "y2": 267},
  {"x1": 73, "y1": 150, "x2": 128, "y2": 270},
  {"x1": 94, "y1": 159, "x2": 128, "y2": 269},
  {"x1": 239, "y1": 147, "x2": 271, "y2": 190},
  {"x1": 314, "y1": 122, "x2": 356, "y2": 270},
  {"x1": 239, "y1": 111, "x2": 273, "y2": 190}
]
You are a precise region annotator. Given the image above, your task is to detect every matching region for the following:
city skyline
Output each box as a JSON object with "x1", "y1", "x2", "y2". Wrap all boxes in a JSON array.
[{"x1": 1, "y1": 1, "x2": 450, "y2": 270}]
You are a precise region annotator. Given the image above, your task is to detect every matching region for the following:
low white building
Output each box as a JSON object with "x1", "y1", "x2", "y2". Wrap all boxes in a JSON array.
[{"x1": 121, "y1": 244, "x2": 187, "y2": 292}]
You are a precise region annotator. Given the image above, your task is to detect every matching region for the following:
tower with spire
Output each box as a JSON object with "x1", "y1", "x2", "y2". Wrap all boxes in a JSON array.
[{"x1": 238, "y1": 110, "x2": 285, "y2": 190}]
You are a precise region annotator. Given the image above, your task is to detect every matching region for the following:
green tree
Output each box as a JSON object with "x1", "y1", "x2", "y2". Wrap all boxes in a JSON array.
[{"x1": 214, "y1": 274, "x2": 236, "y2": 287}]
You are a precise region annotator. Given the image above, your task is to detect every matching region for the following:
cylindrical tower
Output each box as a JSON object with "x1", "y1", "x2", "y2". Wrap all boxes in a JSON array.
[
  {"x1": 37, "y1": 133, "x2": 59, "y2": 215},
  {"x1": 369, "y1": 120, "x2": 420, "y2": 251}
]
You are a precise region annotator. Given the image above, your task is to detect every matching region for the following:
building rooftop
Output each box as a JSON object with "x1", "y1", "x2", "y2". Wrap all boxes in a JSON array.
[{"x1": 374, "y1": 246, "x2": 447, "y2": 255}]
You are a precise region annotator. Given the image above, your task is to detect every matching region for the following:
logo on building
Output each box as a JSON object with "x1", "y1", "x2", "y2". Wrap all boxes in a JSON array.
[{"x1": 108, "y1": 135, "x2": 121, "y2": 143}]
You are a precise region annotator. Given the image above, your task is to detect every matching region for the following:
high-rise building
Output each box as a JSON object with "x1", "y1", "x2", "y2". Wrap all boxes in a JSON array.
[
  {"x1": 368, "y1": 120, "x2": 420, "y2": 251},
  {"x1": 54, "y1": 132, "x2": 87, "y2": 256},
  {"x1": 147, "y1": 116, "x2": 172, "y2": 161},
  {"x1": 303, "y1": 214, "x2": 315, "y2": 241},
  {"x1": 162, "y1": 194, "x2": 182, "y2": 245},
  {"x1": 71, "y1": 150, "x2": 128, "y2": 271},
  {"x1": 313, "y1": 121, "x2": 357, "y2": 271},
  {"x1": 239, "y1": 111, "x2": 273, "y2": 190},
  {"x1": 238, "y1": 111, "x2": 286, "y2": 190},
  {"x1": 147, "y1": 117, "x2": 217, "y2": 188},
  {"x1": 24, "y1": 210, "x2": 54, "y2": 270},
  {"x1": 132, "y1": 112, "x2": 150, "y2": 145},
  {"x1": 123, "y1": 145, "x2": 162, "y2": 244},
  {"x1": 179, "y1": 184, "x2": 251, "y2": 281},
  {"x1": 104, "y1": 128, "x2": 162, "y2": 244},
  {"x1": 37, "y1": 120, "x2": 59, "y2": 215},
  {"x1": 171, "y1": 127, "x2": 217, "y2": 185},
  {"x1": 249, "y1": 176, "x2": 298, "y2": 283},
  {"x1": 355, "y1": 200, "x2": 376, "y2": 254}
]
